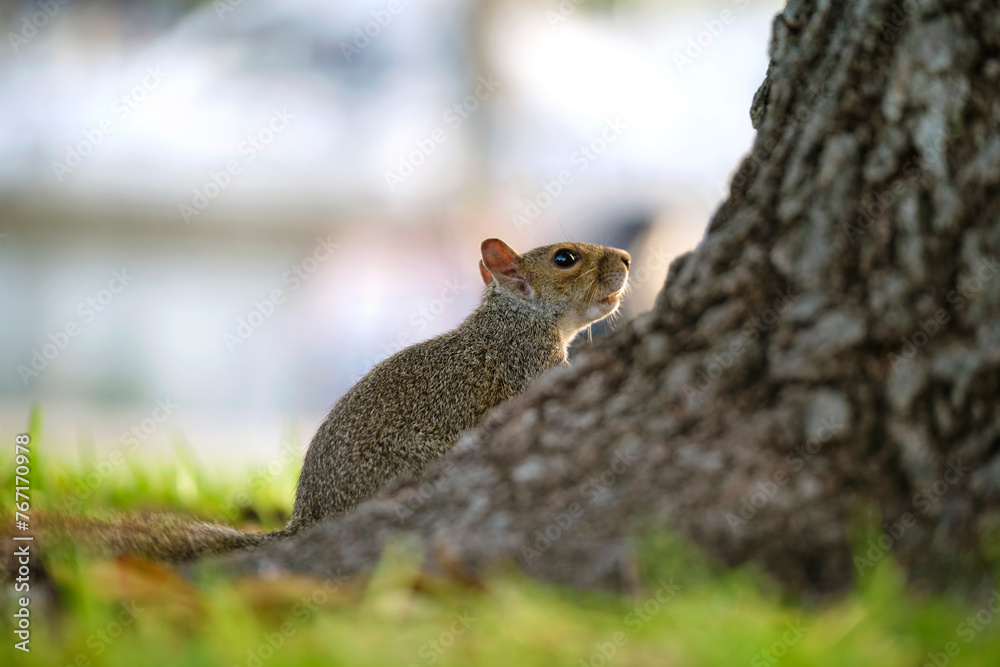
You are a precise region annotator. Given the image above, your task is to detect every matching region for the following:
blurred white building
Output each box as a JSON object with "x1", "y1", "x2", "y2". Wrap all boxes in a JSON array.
[{"x1": 0, "y1": 0, "x2": 781, "y2": 463}]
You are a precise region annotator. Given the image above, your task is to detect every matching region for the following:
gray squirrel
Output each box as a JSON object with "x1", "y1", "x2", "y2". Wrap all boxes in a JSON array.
[{"x1": 58, "y1": 238, "x2": 630, "y2": 560}]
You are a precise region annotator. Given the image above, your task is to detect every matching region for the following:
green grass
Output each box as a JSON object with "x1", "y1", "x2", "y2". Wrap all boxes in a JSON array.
[{"x1": 4, "y1": 408, "x2": 1000, "y2": 666}]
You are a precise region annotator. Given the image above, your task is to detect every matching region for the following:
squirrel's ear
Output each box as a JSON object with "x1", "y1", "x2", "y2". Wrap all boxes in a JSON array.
[
  {"x1": 480, "y1": 238, "x2": 531, "y2": 297},
  {"x1": 479, "y1": 260, "x2": 494, "y2": 285}
]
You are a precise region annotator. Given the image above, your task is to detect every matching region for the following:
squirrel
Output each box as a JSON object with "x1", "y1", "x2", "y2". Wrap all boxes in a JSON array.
[{"x1": 45, "y1": 238, "x2": 630, "y2": 562}]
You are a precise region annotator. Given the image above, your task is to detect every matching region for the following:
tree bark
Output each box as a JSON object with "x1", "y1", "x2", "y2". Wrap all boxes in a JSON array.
[{"x1": 218, "y1": 0, "x2": 1000, "y2": 595}]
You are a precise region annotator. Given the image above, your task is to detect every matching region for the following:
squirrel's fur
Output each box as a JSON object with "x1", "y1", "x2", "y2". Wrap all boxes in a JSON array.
[{"x1": 48, "y1": 238, "x2": 630, "y2": 561}]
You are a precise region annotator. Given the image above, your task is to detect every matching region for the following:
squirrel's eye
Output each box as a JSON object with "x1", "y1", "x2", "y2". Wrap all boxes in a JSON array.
[{"x1": 552, "y1": 249, "x2": 578, "y2": 268}]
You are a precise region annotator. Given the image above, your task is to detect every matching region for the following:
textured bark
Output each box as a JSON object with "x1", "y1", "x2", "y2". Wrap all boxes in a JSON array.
[{"x1": 217, "y1": 0, "x2": 1000, "y2": 595}]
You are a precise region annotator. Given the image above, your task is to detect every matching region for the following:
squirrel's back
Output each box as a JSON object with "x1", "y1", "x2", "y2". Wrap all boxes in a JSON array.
[{"x1": 289, "y1": 285, "x2": 567, "y2": 528}]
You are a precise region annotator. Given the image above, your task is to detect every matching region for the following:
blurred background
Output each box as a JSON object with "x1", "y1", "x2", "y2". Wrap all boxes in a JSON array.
[{"x1": 0, "y1": 0, "x2": 782, "y2": 465}]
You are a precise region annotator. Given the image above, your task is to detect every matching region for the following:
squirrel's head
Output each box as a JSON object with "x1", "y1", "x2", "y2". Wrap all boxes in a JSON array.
[{"x1": 478, "y1": 238, "x2": 631, "y2": 341}]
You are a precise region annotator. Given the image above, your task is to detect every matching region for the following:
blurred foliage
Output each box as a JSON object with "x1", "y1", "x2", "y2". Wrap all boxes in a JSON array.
[{"x1": 4, "y1": 409, "x2": 1000, "y2": 666}]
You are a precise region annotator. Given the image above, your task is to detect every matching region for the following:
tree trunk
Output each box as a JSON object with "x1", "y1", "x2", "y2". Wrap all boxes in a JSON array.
[{"x1": 219, "y1": 0, "x2": 1000, "y2": 595}]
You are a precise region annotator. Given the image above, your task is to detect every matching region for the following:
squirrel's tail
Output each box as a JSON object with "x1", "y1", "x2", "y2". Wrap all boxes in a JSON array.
[{"x1": 35, "y1": 512, "x2": 290, "y2": 562}]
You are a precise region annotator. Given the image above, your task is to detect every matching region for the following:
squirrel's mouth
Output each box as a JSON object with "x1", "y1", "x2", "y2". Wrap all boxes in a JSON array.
[{"x1": 599, "y1": 289, "x2": 624, "y2": 306}]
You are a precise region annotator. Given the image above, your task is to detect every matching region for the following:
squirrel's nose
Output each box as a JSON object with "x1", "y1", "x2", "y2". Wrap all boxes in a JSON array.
[{"x1": 620, "y1": 251, "x2": 631, "y2": 270}]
